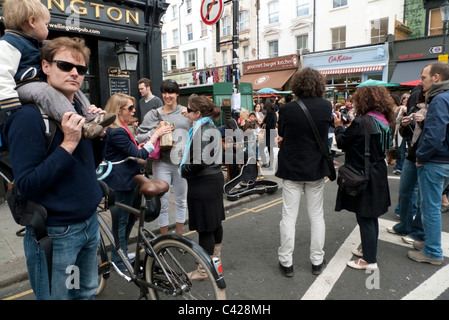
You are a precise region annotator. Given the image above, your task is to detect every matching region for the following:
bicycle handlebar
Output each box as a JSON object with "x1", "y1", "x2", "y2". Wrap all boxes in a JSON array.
[{"x1": 96, "y1": 156, "x2": 140, "y2": 180}]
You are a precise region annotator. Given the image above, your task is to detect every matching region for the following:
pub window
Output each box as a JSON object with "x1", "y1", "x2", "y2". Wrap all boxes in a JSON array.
[
  {"x1": 185, "y1": 49, "x2": 197, "y2": 68},
  {"x1": 186, "y1": 0, "x2": 192, "y2": 14},
  {"x1": 333, "y1": 0, "x2": 347, "y2": 8},
  {"x1": 297, "y1": 0, "x2": 310, "y2": 17},
  {"x1": 268, "y1": 40, "x2": 279, "y2": 58},
  {"x1": 429, "y1": 8, "x2": 443, "y2": 36},
  {"x1": 332, "y1": 26, "x2": 346, "y2": 49},
  {"x1": 222, "y1": 16, "x2": 231, "y2": 36},
  {"x1": 269, "y1": 1, "x2": 279, "y2": 24},
  {"x1": 187, "y1": 24, "x2": 193, "y2": 41},
  {"x1": 296, "y1": 34, "x2": 308, "y2": 54},
  {"x1": 370, "y1": 18, "x2": 388, "y2": 43},
  {"x1": 240, "y1": 11, "x2": 249, "y2": 32}
]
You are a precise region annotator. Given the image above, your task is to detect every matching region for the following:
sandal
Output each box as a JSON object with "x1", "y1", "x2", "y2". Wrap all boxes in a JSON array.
[{"x1": 347, "y1": 258, "x2": 378, "y2": 270}]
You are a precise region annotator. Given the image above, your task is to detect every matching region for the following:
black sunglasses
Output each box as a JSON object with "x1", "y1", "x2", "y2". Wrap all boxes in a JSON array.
[
  {"x1": 51, "y1": 60, "x2": 88, "y2": 75},
  {"x1": 121, "y1": 105, "x2": 135, "y2": 112},
  {"x1": 187, "y1": 107, "x2": 196, "y2": 113}
]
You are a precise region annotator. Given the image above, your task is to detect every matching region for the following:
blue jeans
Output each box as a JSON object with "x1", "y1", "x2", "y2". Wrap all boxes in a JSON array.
[
  {"x1": 394, "y1": 139, "x2": 407, "y2": 172},
  {"x1": 417, "y1": 162, "x2": 449, "y2": 260},
  {"x1": 24, "y1": 212, "x2": 100, "y2": 300},
  {"x1": 394, "y1": 159, "x2": 424, "y2": 241},
  {"x1": 111, "y1": 190, "x2": 136, "y2": 271}
]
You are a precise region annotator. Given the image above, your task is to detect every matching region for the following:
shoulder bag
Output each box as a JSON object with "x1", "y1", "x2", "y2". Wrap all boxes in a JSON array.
[
  {"x1": 297, "y1": 100, "x2": 337, "y2": 181},
  {"x1": 336, "y1": 117, "x2": 371, "y2": 197}
]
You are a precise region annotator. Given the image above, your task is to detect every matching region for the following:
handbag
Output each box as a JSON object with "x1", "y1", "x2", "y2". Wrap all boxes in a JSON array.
[
  {"x1": 336, "y1": 117, "x2": 371, "y2": 197},
  {"x1": 148, "y1": 138, "x2": 161, "y2": 160},
  {"x1": 296, "y1": 100, "x2": 337, "y2": 181},
  {"x1": 388, "y1": 128, "x2": 400, "y2": 159}
]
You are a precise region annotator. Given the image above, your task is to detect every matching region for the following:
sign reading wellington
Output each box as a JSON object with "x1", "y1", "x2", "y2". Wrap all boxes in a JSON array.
[{"x1": 201, "y1": 0, "x2": 224, "y2": 25}]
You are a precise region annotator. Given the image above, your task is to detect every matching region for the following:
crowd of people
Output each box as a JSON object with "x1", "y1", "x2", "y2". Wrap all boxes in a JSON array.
[{"x1": 2, "y1": 0, "x2": 449, "y2": 300}]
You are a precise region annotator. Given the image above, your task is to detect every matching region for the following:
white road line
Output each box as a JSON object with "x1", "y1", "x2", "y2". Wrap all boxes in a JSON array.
[
  {"x1": 302, "y1": 218, "x2": 449, "y2": 300},
  {"x1": 301, "y1": 224, "x2": 360, "y2": 300}
]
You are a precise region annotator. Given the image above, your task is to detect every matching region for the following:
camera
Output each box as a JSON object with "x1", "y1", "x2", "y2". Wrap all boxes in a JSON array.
[{"x1": 340, "y1": 108, "x2": 350, "y2": 124}]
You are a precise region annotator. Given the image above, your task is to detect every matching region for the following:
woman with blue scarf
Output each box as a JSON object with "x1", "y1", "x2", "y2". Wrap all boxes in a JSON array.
[
  {"x1": 334, "y1": 86, "x2": 395, "y2": 271},
  {"x1": 180, "y1": 94, "x2": 225, "y2": 280}
]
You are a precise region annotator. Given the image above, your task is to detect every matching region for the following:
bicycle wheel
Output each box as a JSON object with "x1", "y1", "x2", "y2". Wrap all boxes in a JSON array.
[
  {"x1": 96, "y1": 236, "x2": 109, "y2": 296},
  {"x1": 145, "y1": 238, "x2": 226, "y2": 300}
]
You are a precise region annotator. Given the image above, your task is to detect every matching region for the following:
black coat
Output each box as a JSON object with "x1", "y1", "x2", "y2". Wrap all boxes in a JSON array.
[
  {"x1": 275, "y1": 97, "x2": 332, "y2": 181},
  {"x1": 334, "y1": 116, "x2": 391, "y2": 218}
]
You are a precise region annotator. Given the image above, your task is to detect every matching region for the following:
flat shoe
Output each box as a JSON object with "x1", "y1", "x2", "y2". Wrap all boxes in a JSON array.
[
  {"x1": 347, "y1": 259, "x2": 378, "y2": 270},
  {"x1": 351, "y1": 249, "x2": 363, "y2": 257}
]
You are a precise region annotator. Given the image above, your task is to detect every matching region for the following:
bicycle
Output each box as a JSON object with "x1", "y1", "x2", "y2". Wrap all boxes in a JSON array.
[{"x1": 95, "y1": 157, "x2": 226, "y2": 300}]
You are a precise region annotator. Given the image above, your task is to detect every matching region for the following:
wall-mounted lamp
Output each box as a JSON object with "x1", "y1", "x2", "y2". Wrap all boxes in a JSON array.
[{"x1": 116, "y1": 38, "x2": 139, "y2": 71}]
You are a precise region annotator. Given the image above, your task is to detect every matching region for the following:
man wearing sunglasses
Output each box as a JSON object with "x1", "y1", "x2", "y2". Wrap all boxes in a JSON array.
[{"x1": 4, "y1": 37, "x2": 107, "y2": 299}]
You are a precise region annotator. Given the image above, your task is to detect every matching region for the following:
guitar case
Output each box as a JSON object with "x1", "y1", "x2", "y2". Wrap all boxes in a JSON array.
[{"x1": 223, "y1": 158, "x2": 278, "y2": 201}]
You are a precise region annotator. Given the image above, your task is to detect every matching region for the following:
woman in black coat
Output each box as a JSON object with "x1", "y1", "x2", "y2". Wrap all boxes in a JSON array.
[
  {"x1": 262, "y1": 101, "x2": 277, "y2": 167},
  {"x1": 334, "y1": 86, "x2": 395, "y2": 270}
]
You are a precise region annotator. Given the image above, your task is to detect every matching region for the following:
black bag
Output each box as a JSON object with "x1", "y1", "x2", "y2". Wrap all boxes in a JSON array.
[
  {"x1": 296, "y1": 100, "x2": 336, "y2": 181},
  {"x1": 337, "y1": 117, "x2": 371, "y2": 197},
  {"x1": 132, "y1": 184, "x2": 162, "y2": 223},
  {"x1": 337, "y1": 164, "x2": 368, "y2": 197},
  {"x1": 388, "y1": 146, "x2": 400, "y2": 159}
]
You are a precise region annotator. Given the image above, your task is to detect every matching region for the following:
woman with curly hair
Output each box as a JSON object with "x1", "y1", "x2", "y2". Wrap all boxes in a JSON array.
[
  {"x1": 334, "y1": 86, "x2": 395, "y2": 270},
  {"x1": 276, "y1": 67, "x2": 333, "y2": 277}
]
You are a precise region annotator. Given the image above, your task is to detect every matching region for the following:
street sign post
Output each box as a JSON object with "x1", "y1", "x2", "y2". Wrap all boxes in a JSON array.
[{"x1": 201, "y1": 0, "x2": 224, "y2": 25}]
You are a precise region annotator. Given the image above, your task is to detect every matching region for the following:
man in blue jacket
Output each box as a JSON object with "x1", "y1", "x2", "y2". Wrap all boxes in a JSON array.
[
  {"x1": 4, "y1": 37, "x2": 107, "y2": 299},
  {"x1": 410, "y1": 61, "x2": 449, "y2": 266}
]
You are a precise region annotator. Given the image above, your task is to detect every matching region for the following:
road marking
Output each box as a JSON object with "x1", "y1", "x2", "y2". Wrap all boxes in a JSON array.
[{"x1": 302, "y1": 218, "x2": 449, "y2": 300}]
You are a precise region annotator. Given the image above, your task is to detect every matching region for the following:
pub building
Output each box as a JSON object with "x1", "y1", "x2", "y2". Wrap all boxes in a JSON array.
[{"x1": 0, "y1": 0, "x2": 169, "y2": 108}]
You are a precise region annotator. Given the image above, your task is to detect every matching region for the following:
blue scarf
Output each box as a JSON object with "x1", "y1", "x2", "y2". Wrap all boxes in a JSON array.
[{"x1": 179, "y1": 117, "x2": 214, "y2": 172}]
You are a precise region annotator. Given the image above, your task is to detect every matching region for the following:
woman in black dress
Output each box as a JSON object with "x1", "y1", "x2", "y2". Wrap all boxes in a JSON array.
[{"x1": 180, "y1": 94, "x2": 225, "y2": 280}]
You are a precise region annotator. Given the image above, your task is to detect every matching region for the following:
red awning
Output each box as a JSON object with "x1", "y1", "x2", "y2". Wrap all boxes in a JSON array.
[{"x1": 320, "y1": 66, "x2": 384, "y2": 75}]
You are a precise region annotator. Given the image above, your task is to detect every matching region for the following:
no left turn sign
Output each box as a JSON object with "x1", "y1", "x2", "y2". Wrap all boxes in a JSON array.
[{"x1": 201, "y1": 0, "x2": 224, "y2": 25}]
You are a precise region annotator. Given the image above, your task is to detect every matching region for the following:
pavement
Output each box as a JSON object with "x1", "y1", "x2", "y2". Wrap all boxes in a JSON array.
[{"x1": 0, "y1": 164, "x2": 282, "y2": 289}]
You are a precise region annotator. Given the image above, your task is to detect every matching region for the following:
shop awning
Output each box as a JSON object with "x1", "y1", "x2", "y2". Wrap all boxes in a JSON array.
[
  {"x1": 319, "y1": 65, "x2": 384, "y2": 75},
  {"x1": 240, "y1": 69, "x2": 297, "y2": 91},
  {"x1": 390, "y1": 60, "x2": 435, "y2": 83}
]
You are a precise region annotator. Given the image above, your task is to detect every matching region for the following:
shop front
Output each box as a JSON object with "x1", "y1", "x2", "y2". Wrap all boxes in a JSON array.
[
  {"x1": 0, "y1": 0, "x2": 168, "y2": 108},
  {"x1": 302, "y1": 44, "x2": 389, "y2": 102},
  {"x1": 389, "y1": 36, "x2": 442, "y2": 84}
]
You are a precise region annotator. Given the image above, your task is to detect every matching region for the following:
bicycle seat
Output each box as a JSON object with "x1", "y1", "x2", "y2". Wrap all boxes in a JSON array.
[{"x1": 134, "y1": 175, "x2": 169, "y2": 197}]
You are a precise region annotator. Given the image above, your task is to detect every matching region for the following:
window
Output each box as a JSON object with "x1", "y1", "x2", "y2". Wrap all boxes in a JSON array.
[
  {"x1": 201, "y1": 22, "x2": 208, "y2": 37},
  {"x1": 297, "y1": 0, "x2": 309, "y2": 17},
  {"x1": 240, "y1": 11, "x2": 249, "y2": 31},
  {"x1": 370, "y1": 18, "x2": 388, "y2": 43},
  {"x1": 268, "y1": 40, "x2": 279, "y2": 58},
  {"x1": 172, "y1": 5, "x2": 177, "y2": 19},
  {"x1": 222, "y1": 16, "x2": 231, "y2": 36},
  {"x1": 186, "y1": 0, "x2": 192, "y2": 14},
  {"x1": 184, "y1": 49, "x2": 197, "y2": 68},
  {"x1": 333, "y1": 0, "x2": 347, "y2": 8},
  {"x1": 296, "y1": 34, "x2": 308, "y2": 54},
  {"x1": 162, "y1": 57, "x2": 168, "y2": 73},
  {"x1": 429, "y1": 8, "x2": 444, "y2": 36},
  {"x1": 170, "y1": 55, "x2": 177, "y2": 70},
  {"x1": 268, "y1": 1, "x2": 279, "y2": 24},
  {"x1": 173, "y1": 29, "x2": 179, "y2": 46},
  {"x1": 332, "y1": 26, "x2": 346, "y2": 49},
  {"x1": 162, "y1": 33, "x2": 167, "y2": 49},
  {"x1": 222, "y1": 50, "x2": 228, "y2": 65},
  {"x1": 187, "y1": 24, "x2": 193, "y2": 41},
  {"x1": 243, "y1": 45, "x2": 249, "y2": 60}
]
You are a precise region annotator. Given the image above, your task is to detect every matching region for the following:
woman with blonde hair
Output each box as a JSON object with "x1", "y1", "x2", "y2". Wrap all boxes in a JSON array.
[{"x1": 103, "y1": 93, "x2": 172, "y2": 271}]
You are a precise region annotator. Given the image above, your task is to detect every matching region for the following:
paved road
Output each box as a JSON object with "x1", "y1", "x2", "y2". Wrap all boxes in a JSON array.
[{"x1": 2, "y1": 167, "x2": 448, "y2": 303}]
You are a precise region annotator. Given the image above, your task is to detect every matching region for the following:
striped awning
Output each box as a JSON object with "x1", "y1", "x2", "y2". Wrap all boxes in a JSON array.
[{"x1": 320, "y1": 65, "x2": 384, "y2": 75}]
